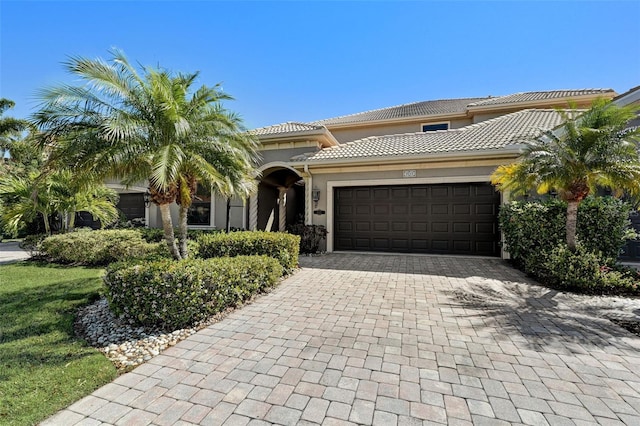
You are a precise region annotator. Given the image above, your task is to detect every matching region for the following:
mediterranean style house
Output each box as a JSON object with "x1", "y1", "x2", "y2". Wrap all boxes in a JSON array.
[{"x1": 111, "y1": 88, "x2": 630, "y2": 258}]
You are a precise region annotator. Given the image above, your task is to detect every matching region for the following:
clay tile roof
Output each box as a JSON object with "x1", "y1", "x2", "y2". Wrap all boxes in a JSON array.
[
  {"x1": 311, "y1": 97, "x2": 488, "y2": 126},
  {"x1": 467, "y1": 89, "x2": 615, "y2": 107},
  {"x1": 301, "y1": 109, "x2": 568, "y2": 162},
  {"x1": 251, "y1": 122, "x2": 326, "y2": 137}
]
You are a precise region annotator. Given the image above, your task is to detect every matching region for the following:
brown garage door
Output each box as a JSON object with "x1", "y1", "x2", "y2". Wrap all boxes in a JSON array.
[{"x1": 334, "y1": 183, "x2": 500, "y2": 256}]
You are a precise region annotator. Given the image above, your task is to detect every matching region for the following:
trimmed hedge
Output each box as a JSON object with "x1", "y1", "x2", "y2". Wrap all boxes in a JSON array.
[
  {"x1": 104, "y1": 256, "x2": 282, "y2": 330},
  {"x1": 499, "y1": 196, "x2": 639, "y2": 294},
  {"x1": 542, "y1": 245, "x2": 638, "y2": 294},
  {"x1": 499, "y1": 196, "x2": 636, "y2": 273},
  {"x1": 197, "y1": 231, "x2": 300, "y2": 273},
  {"x1": 40, "y1": 229, "x2": 161, "y2": 266}
]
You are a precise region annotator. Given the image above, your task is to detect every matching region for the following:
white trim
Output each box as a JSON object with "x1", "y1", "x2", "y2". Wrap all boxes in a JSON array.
[
  {"x1": 420, "y1": 121, "x2": 450, "y2": 132},
  {"x1": 257, "y1": 161, "x2": 305, "y2": 175},
  {"x1": 326, "y1": 175, "x2": 492, "y2": 253}
]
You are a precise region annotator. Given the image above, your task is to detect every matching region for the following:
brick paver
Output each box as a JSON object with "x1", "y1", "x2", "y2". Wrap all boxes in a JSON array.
[{"x1": 43, "y1": 254, "x2": 640, "y2": 425}]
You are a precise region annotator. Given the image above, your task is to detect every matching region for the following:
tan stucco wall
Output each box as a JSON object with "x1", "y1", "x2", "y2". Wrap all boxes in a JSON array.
[
  {"x1": 328, "y1": 117, "x2": 472, "y2": 143},
  {"x1": 259, "y1": 147, "x2": 319, "y2": 165}
]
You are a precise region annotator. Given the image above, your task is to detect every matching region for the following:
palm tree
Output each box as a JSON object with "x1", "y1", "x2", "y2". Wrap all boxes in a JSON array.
[
  {"x1": 32, "y1": 50, "x2": 260, "y2": 259},
  {"x1": 0, "y1": 98, "x2": 29, "y2": 160},
  {"x1": 492, "y1": 99, "x2": 640, "y2": 250}
]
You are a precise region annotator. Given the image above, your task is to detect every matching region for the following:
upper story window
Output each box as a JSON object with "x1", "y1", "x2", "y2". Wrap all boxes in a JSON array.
[
  {"x1": 422, "y1": 122, "x2": 449, "y2": 132},
  {"x1": 187, "y1": 183, "x2": 212, "y2": 226}
]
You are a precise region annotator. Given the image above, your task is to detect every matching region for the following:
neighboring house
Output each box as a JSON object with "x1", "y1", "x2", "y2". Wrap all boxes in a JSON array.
[{"x1": 112, "y1": 88, "x2": 619, "y2": 258}]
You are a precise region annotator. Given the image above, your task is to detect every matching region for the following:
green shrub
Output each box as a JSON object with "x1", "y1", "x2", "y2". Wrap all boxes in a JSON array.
[
  {"x1": 40, "y1": 229, "x2": 159, "y2": 265},
  {"x1": 577, "y1": 196, "x2": 637, "y2": 257},
  {"x1": 287, "y1": 223, "x2": 328, "y2": 254},
  {"x1": 197, "y1": 231, "x2": 300, "y2": 273},
  {"x1": 543, "y1": 244, "x2": 638, "y2": 294},
  {"x1": 19, "y1": 233, "x2": 48, "y2": 257},
  {"x1": 499, "y1": 196, "x2": 635, "y2": 273},
  {"x1": 104, "y1": 256, "x2": 282, "y2": 330},
  {"x1": 137, "y1": 227, "x2": 221, "y2": 243}
]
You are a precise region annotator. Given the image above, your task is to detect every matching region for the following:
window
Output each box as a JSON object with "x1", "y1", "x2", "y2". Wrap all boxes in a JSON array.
[
  {"x1": 187, "y1": 183, "x2": 212, "y2": 226},
  {"x1": 422, "y1": 122, "x2": 449, "y2": 132}
]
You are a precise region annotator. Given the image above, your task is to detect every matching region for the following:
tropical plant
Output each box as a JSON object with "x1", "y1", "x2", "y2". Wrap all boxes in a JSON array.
[
  {"x1": 0, "y1": 170, "x2": 119, "y2": 236},
  {"x1": 32, "y1": 49, "x2": 260, "y2": 259},
  {"x1": 492, "y1": 99, "x2": 640, "y2": 249}
]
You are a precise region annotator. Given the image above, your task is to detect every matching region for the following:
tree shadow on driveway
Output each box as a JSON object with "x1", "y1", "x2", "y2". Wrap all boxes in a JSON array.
[{"x1": 300, "y1": 253, "x2": 640, "y2": 355}]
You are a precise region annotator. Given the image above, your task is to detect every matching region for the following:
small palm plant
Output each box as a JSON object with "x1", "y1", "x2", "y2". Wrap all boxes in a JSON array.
[{"x1": 492, "y1": 98, "x2": 640, "y2": 250}]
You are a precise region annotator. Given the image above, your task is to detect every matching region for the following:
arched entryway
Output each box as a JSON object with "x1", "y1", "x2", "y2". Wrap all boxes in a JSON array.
[{"x1": 250, "y1": 164, "x2": 306, "y2": 232}]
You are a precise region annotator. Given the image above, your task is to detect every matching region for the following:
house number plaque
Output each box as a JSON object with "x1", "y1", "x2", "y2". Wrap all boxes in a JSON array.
[{"x1": 403, "y1": 169, "x2": 417, "y2": 178}]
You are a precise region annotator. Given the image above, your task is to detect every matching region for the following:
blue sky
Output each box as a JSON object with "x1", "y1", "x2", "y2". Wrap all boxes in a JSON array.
[{"x1": 1, "y1": 1, "x2": 639, "y2": 129}]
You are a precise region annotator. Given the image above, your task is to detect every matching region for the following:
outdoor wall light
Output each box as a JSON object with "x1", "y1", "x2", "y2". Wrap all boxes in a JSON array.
[
  {"x1": 312, "y1": 187, "x2": 321, "y2": 204},
  {"x1": 143, "y1": 190, "x2": 152, "y2": 207}
]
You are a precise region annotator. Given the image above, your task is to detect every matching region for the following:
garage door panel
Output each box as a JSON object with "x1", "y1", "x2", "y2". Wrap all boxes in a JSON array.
[
  {"x1": 432, "y1": 187, "x2": 449, "y2": 198},
  {"x1": 373, "y1": 205, "x2": 389, "y2": 215},
  {"x1": 337, "y1": 221, "x2": 353, "y2": 232},
  {"x1": 453, "y1": 204, "x2": 471, "y2": 215},
  {"x1": 412, "y1": 222, "x2": 428, "y2": 232},
  {"x1": 334, "y1": 183, "x2": 499, "y2": 256},
  {"x1": 372, "y1": 239, "x2": 390, "y2": 249},
  {"x1": 412, "y1": 239, "x2": 428, "y2": 249},
  {"x1": 432, "y1": 222, "x2": 449, "y2": 233},
  {"x1": 453, "y1": 240, "x2": 472, "y2": 252},
  {"x1": 374, "y1": 222, "x2": 389, "y2": 231},
  {"x1": 373, "y1": 189, "x2": 389, "y2": 199},
  {"x1": 432, "y1": 204, "x2": 449, "y2": 215},
  {"x1": 432, "y1": 240, "x2": 450, "y2": 251},
  {"x1": 393, "y1": 205, "x2": 408, "y2": 214},
  {"x1": 453, "y1": 223, "x2": 471, "y2": 233},
  {"x1": 355, "y1": 222, "x2": 370, "y2": 231},
  {"x1": 453, "y1": 186, "x2": 470, "y2": 197},
  {"x1": 475, "y1": 203, "x2": 496, "y2": 215},
  {"x1": 391, "y1": 239, "x2": 410, "y2": 250},
  {"x1": 392, "y1": 222, "x2": 408, "y2": 231},
  {"x1": 355, "y1": 205, "x2": 370, "y2": 215},
  {"x1": 476, "y1": 222, "x2": 495, "y2": 234}
]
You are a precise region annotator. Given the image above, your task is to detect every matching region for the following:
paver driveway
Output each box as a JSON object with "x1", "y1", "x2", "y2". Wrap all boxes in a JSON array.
[{"x1": 45, "y1": 254, "x2": 640, "y2": 425}]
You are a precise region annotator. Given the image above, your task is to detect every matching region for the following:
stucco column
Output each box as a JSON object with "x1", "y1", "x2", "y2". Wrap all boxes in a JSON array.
[
  {"x1": 304, "y1": 176, "x2": 312, "y2": 225},
  {"x1": 278, "y1": 187, "x2": 287, "y2": 232},
  {"x1": 249, "y1": 193, "x2": 258, "y2": 231}
]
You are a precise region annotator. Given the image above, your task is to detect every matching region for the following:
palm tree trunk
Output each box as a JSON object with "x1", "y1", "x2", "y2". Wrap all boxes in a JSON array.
[
  {"x1": 43, "y1": 213, "x2": 51, "y2": 235},
  {"x1": 68, "y1": 211, "x2": 76, "y2": 231},
  {"x1": 159, "y1": 203, "x2": 181, "y2": 260},
  {"x1": 178, "y1": 204, "x2": 189, "y2": 259},
  {"x1": 566, "y1": 200, "x2": 579, "y2": 250},
  {"x1": 226, "y1": 198, "x2": 231, "y2": 233}
]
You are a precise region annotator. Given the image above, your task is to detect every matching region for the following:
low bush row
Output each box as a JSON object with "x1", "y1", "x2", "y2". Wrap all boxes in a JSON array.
[
  {"x1": 500, "y1": 196, "x2": 639, "y2": 294},
  {"x1": 197, "y1": 231, "x2": 300, "y2": 274},
  {"x1": 40, "y1": 229, "x2": 162, "y2": 266},
  {"x1": 105, "y1": 256, "x2": 282, "y2": 330}
]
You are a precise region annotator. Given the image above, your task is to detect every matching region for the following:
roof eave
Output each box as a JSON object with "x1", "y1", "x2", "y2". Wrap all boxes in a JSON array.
[
  {"x1": 467, "y1": 92, "x2": 617, "y2": 113},
  {"x1": 320, "y1": 111, "x2": 470, "y2": 130},
  {"x1": 257, "y1": 128, "x2": 339, "y2": 148},
  {"x1": 290, "y1": 146, "x2": 522, "y2": 168}
]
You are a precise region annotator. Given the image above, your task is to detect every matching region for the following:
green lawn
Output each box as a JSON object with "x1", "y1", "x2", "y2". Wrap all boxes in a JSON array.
[{"x1": 0, "y1": 262, "x2": 117, "y2": 426}]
